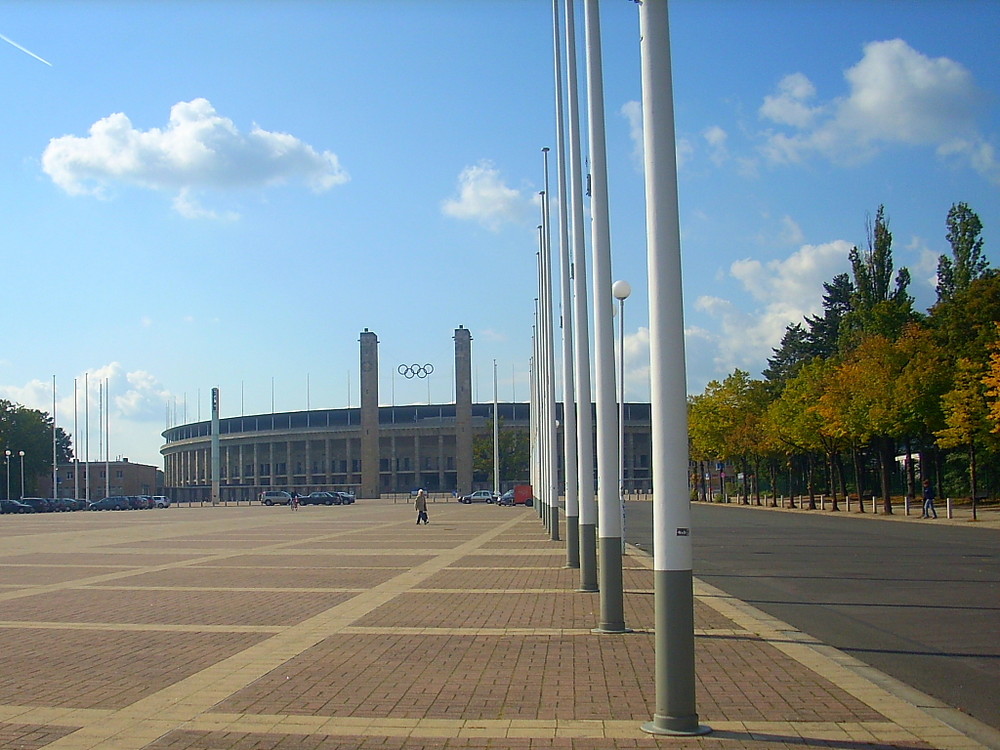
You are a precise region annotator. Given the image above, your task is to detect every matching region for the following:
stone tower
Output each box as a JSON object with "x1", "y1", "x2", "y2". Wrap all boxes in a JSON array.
[
  {"x1": 454, "y1": 325, "x2": 473, "y2": 493},
  {"x1": 360, "y1": 328, "x2": 380, "y2": 498}
]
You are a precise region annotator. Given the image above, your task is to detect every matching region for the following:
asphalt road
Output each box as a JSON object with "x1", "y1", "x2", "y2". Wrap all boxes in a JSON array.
[{"x1": 624, "y1": 501, "x2": 1000, "y2": 732}]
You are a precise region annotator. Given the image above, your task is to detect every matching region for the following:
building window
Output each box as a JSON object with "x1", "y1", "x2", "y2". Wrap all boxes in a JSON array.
[
  {"x1": 260, "y1": 463, "x2": 270, "y2": 475},
  {"x1": 116, "y1": 470, "x2": 123, "y2": 479},
  {"x1": 245, "y1": 464, "x2": 255, "y2": 476},
  {"x1": 276, "y1": 462, "x2": 286, "y2": 474}
]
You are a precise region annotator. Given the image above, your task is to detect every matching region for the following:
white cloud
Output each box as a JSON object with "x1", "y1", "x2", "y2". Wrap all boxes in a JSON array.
[
  {"x1": 759, "y1": 39, "x2": 998, "y2": 182},
  {"x1": 621, "y1": 100, "x2": 644, "y2": 166},
  {"x1": 693, "y1": 241, "x2": 852, "y2": 374},
  {"x1": 621, "y1": 99, "x2": 694, "y2": 170},
  {"x1": 42, "y1": 98, "x2": 349, "y2": 215},
  {"x1": 1, "y1": 364, "x2": 173, "y2": 465},
  {"x1": 441, "y1": 160, "x2": 534, "y2": 231},
  {"x1": 759, "y1": 73, "x2": 820, "y2": 128},
  {"x1": 703, "y1": 125, "x2": 729, "y2": 165},
  {"x1": 779, "y1": 215, "x2": 805, "y2": 246}
]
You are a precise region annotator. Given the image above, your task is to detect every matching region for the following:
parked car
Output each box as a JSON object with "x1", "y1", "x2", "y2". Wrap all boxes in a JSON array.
[
  {"x1": 497, "y1": 490, "x2": 515, "y2": 506},
  {"x1": 260, "y1": 490, "x2": 292, "y2": 506},
  {"x1": 0, "y1": 498, "x2": 34, "y2": 513},
  {"x1": 335, "y1": 491, "x2": 355, "y2": 505},
  {"x1": 460, "y1": 490, "x2": 497, "y2": 504},
  {"x1": 20, "y1": 497, "x2": 56, "y2": 513},
  {"x1": 300, "y1": 491, "x2": 341, "y2": 506},
  {"x1": 150, "y1": 495, "x2": 172, "y2": 508},
  {"x1": 89, "y1": 496, "x2": 130, "y2": 510}
]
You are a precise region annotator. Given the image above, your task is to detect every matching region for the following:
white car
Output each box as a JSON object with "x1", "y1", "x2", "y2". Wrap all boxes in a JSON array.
[
  {"x1": 151, "y1": 495, "x2": 172, "y2": 508},
  {"x1": 460, "y1": 490, "x2": 497, "y2": 504},
  {"x1": 260, "y1": 490, "x2": 292, "y2": 506}
]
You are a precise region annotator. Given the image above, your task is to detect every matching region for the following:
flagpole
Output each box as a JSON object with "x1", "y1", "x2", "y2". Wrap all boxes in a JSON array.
[
  {"x1": 584, "y1": 0, "x2": 626, "y2": 634},
  {"x1": 638, "y1": 0, "x2": 709, "y2": 736},
  {"x1": 564, "y1": 0, "x2": 597, "y2": 593}
]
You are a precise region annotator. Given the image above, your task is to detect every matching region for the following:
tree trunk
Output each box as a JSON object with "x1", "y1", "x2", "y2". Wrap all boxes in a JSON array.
[
  {"x1": 829, "y1": 452, "x2": 840, "y2": 511},
  {"x1": 852, "y1": 446, "x2": 864, "y2": 512},
  {"x1": 905, "y1": 438, "x2": 916, "y2": 509},
  {"x1": 768, "y1": 460, "x2": 778, "y2": 507},
  {"x1": 878, "y1": 436, "x2": 893, "y2": 514},
  {"x1": 969, "y1": 441, "x2": 978, "y2": 521},
  {"x1": 835, "y1": 453, "x2": 848, "y2": 510},
  {"x1": 787, "y1": 459, "x2": 796, "y2": 508},
  {"x1": 806, "y1": 454, "x2": 816, "y2": 510}
]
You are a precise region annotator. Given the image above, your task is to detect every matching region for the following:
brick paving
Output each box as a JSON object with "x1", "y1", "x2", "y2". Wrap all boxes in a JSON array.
[{"x1": 0, "y1": 501, "x2": 992, "y2": 749}]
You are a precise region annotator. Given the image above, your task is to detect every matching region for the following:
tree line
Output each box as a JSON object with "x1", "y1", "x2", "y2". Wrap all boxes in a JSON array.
[{"x1": 688, "y1": 203, "x2": 998, "y2": 517}]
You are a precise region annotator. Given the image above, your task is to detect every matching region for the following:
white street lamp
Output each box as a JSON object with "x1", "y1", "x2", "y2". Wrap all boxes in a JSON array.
[
  {"x1": 613, "y1": 279, "x2": 632, "y2": 548},
  {"x1": 18, "y1": 450, "x2": 25, "y2": 500}
]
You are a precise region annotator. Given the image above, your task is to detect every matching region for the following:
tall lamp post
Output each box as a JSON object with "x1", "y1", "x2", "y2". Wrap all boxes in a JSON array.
[
  {"x1": 18, "y1": 451, "x2": 25, "y2": 499},
  {"x1": 613, "y1": 279, "x2": 631, "y2": 546},
  {"x1": 4, "y1": 449, "x2": 10, "y2": 500}
]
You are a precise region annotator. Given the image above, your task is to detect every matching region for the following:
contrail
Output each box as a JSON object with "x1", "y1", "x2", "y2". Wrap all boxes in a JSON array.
[{"x1": 0, "y1": 33, "x2": 52, "y2": 66}]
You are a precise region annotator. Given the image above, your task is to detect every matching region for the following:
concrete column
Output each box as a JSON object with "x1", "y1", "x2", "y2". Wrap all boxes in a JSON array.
[
  {"x1": 455, "y1": 326, "x2": 473, "y2": 494},
  {"x1": 360, "y1": 328, "x2": 380, "y2": 499}
]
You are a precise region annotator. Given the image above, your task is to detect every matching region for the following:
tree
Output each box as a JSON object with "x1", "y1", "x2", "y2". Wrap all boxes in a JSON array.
[
  {"x1": 984, "y1": 324, "x2": 1000, "y2": 435},
  {"x1": 842, "y1": 205, "x2": 916, "y2": 348},
  {"x1": 929, "y1": 272, "x2": 1000, "y2": 363},
  {"x1": 764, "y1": 323, "x2": 813, "y2": 387},
  {"x1": 935, "y1": 358, "x2": 995, "y2": 520},
  {"x1": 0, "y1": 399, "x2": 73, "y2": 497},
  {"x1": 472, "y1": 419, "x2": 529, "y2": 484},
  {"x1": 805, "y1": 273, "x2": 854, "y2": 359},
  {"x1": 937, "y1": 202, "x2": 989, "y2": 303},
  {"x1": 766, "y1": 359, "x2": 841, "y2": 510}
]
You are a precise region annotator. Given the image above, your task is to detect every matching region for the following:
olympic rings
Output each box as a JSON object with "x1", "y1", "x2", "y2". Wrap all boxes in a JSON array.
[{"x1": 398, "y1": 363, "x2": 434, "y2": 379}]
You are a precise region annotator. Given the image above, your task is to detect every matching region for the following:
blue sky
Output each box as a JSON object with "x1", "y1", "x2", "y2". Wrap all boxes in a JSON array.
[{"x1": 1, "y1": 1, "x2": 997, "y2": 467}]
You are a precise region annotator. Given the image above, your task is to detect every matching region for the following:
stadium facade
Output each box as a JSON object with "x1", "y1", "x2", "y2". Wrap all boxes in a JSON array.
[{"x1": 160, "y1": 327, "x2": 653, "y2": 501}]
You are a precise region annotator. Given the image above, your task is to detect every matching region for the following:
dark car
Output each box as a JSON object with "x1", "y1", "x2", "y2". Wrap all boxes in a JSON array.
[
  {"x1": 49, "y1": 497, "x2": 79, "y2": 512},
  {"x1": 300, "y1": 491, "x2": 341, "y2": 506},
  {"x1": 497, "y1": 490, "x2": 515, "y2": 506},
  {"x1": 0, "y1": 498, "x2": 34, "y2": 514},
  {"x1": 89, "y1": 496, "x2": 130, "y2": 510},
  {"x1": 336, "y1": 491, "x2": 355, "y2": 505},
  {"x1": 20, "y1": 497, "x2": 55, "y2": 513}
]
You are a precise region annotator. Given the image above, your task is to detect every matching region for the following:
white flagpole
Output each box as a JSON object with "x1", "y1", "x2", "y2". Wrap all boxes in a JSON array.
[
  {"x1": 638, "y1": 0, "x2": 709, "y2": 737},
  {"x1": 584, "y1": 0, "x2": 625, "y2": 634},
  {"x1": 564, "y1": 0, "x2": 597, "y2": 593}
]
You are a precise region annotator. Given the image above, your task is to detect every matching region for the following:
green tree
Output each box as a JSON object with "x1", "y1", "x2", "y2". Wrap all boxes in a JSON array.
[
  {"x1": 763, "y1": 323, "x2": 813, "y2": 387},
  {"x1": 935, "y1": 358, "x2": 995, "y2": 520},
  {"x1": 984, "y1": 324, "x2": 1000, "y2": 435},
  {"x1": 937, "y1": 202, "x2": 989, "y2": 303},
  {"x1": 929, "y1": 273, "x2": 1000, "y2": 363},
  {"x1": 766, "y1": 359, "x2": 842, "y2": 509},
  {"x1": 842, "y1": 205, "x2": 916, "y2": 347},
  {"x1": 805, "y1": 273, "x2": 854, "y2": 359},
  {"x1": 0, "y1": 399, "x2": 73, "y2": 497},
  {"x1": 472, "y1": 419, "x2": 529, "y2": 484}
]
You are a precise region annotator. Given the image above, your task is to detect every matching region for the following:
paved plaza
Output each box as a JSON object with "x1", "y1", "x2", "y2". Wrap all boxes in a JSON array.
[{"x1": 0, "y1": 500, "x2": 994, "y2": 749}]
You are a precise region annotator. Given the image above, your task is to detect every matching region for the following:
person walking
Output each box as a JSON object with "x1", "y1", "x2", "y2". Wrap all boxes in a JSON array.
[
  {"x1": 414, "y1": 489, "x2": 429, "y2": 525},
  {"x1": 921, "y1": 479, "x2": 937, "y2": 519},
  {"x1": 290, "y1": 491, "x2": 299, "y2": 511}
]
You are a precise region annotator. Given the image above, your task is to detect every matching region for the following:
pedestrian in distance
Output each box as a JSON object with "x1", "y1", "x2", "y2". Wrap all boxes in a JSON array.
[
  {"x1": 921, "y1": 479, "x2": 937, "y2": 519},
  {"x1": 290, "y1": 491, "x2": 299, "y2": 511},
  {"x1": 415, "y1": 489, "x2": 429, "y2": 525}
]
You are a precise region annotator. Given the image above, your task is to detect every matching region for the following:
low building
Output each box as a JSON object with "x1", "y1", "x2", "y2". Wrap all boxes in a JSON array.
[{"x1": 39, "y1": 459, "x2": 162, "y2": 501}]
